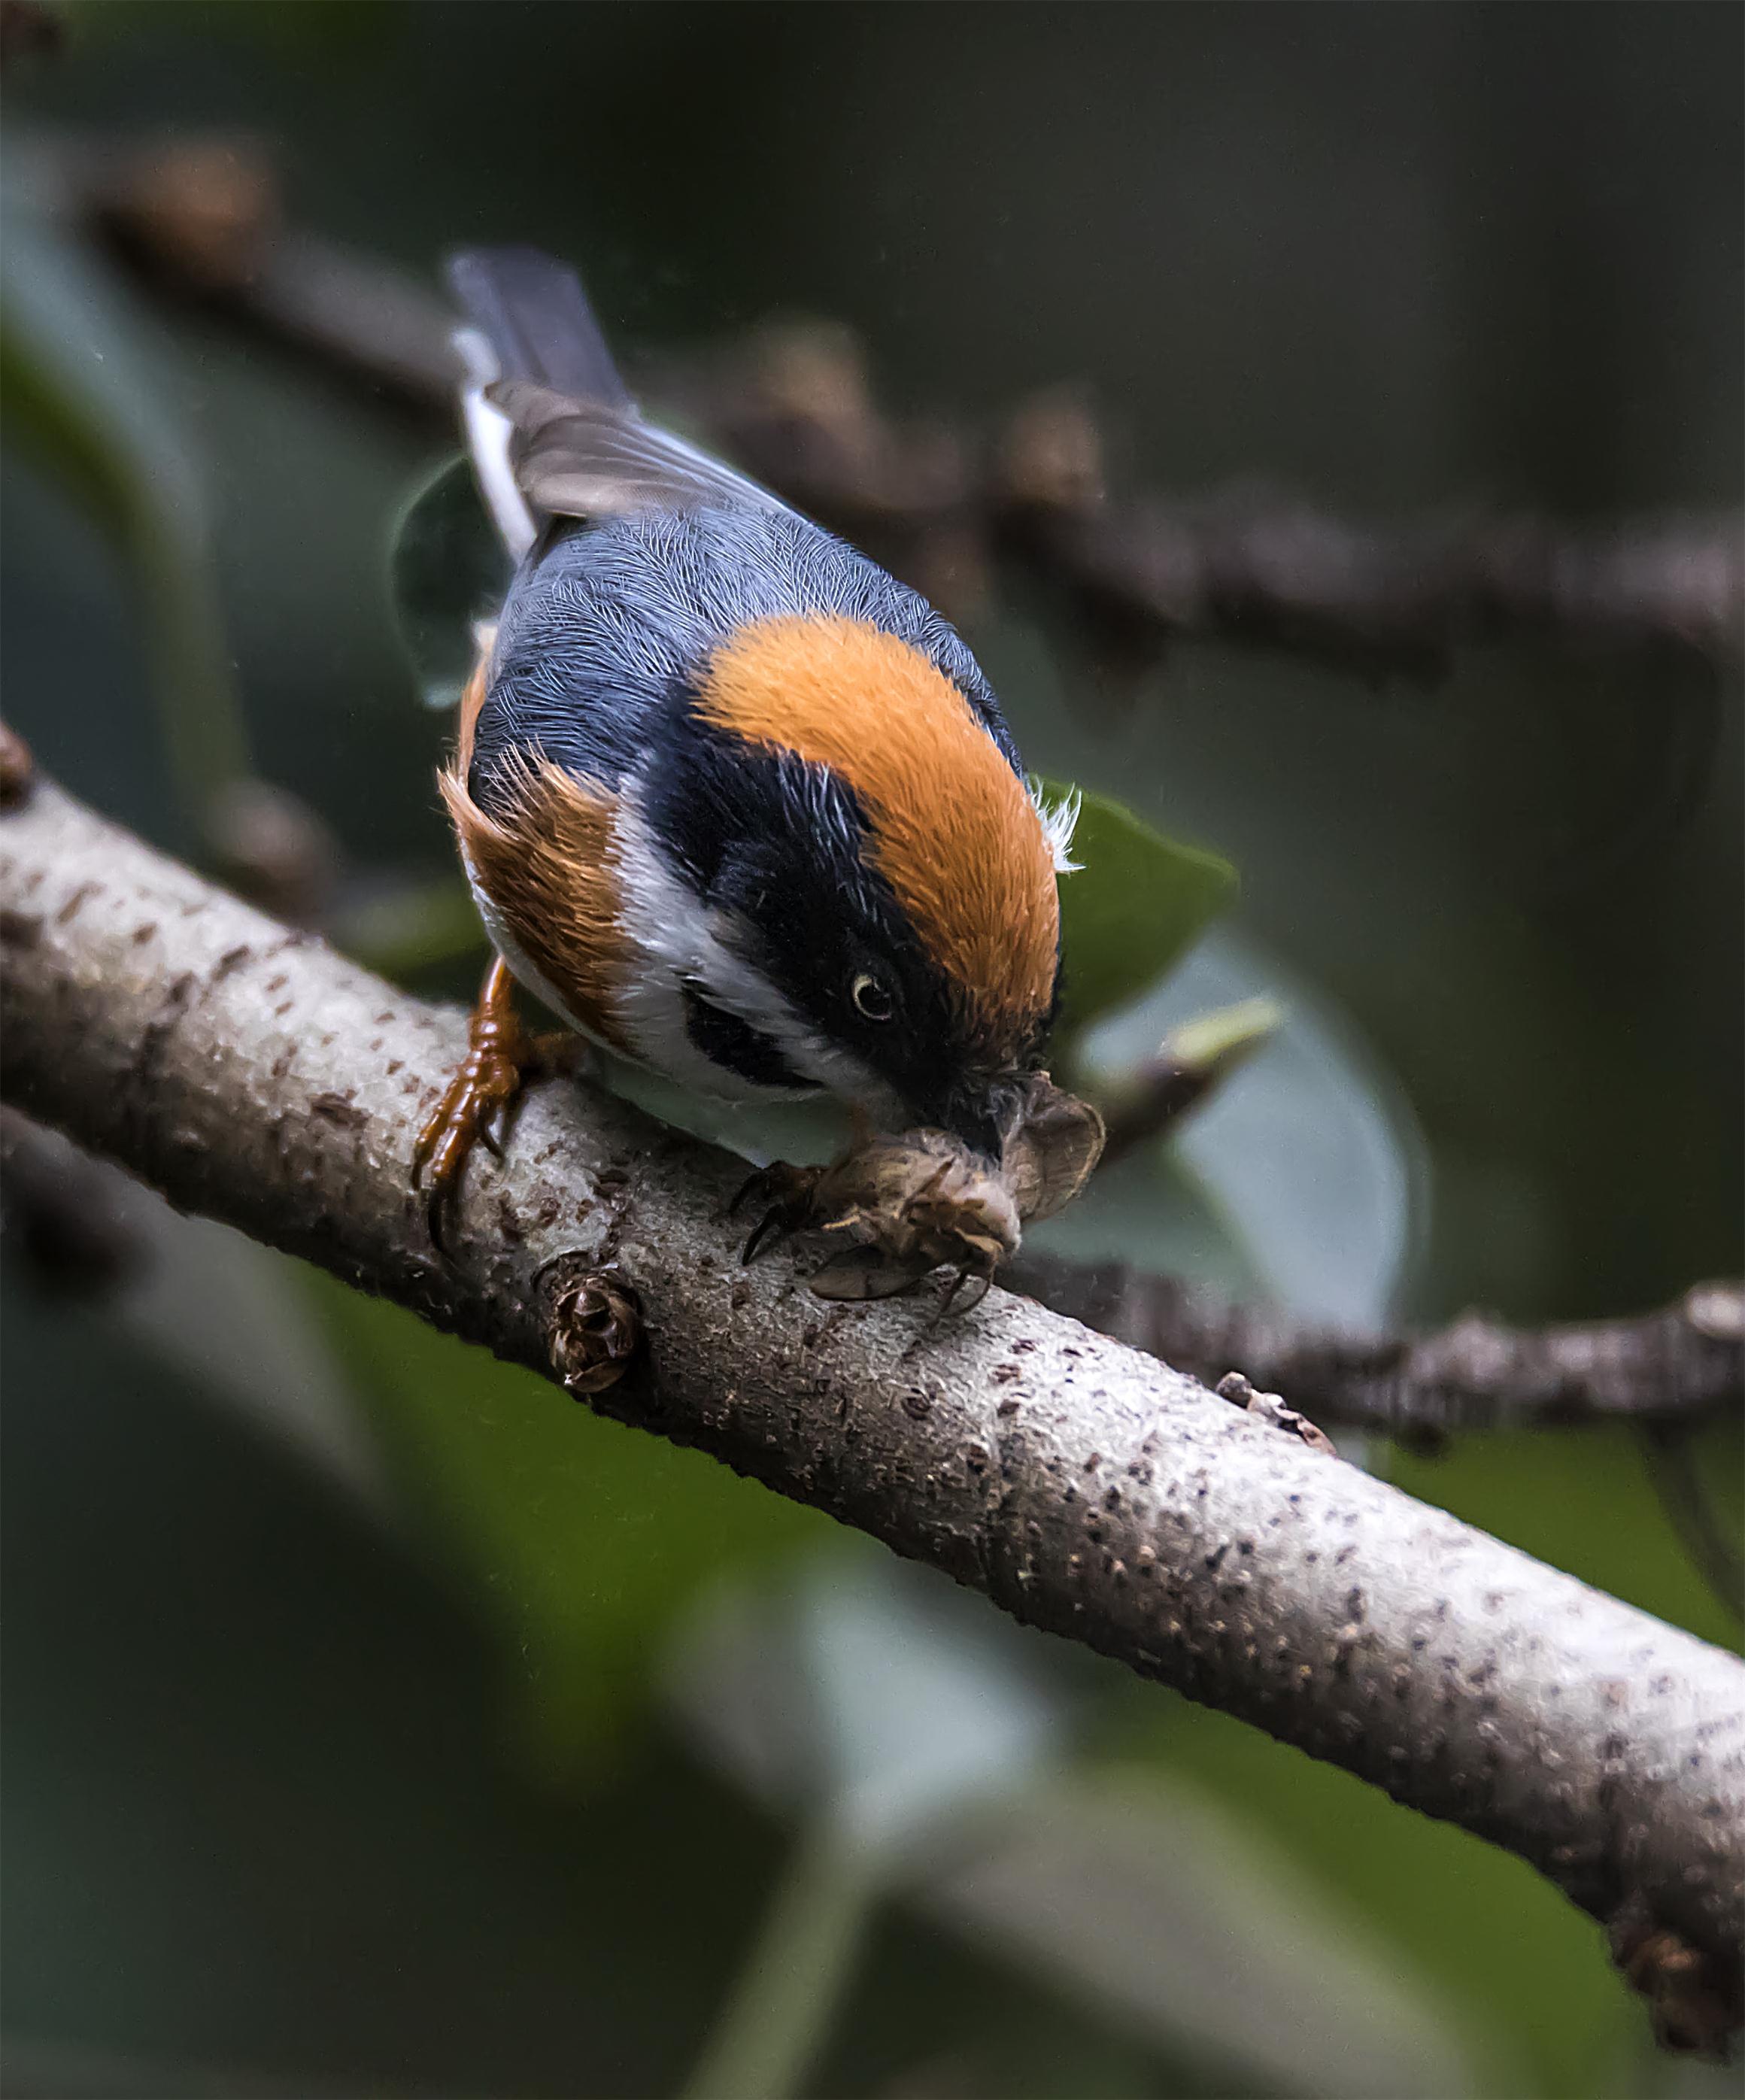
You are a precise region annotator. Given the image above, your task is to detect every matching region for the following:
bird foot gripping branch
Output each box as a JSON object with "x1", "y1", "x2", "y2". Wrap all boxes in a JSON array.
[
  {"x1": 414, "y1": 949, "x2": 1104, "y2": 1299},
  {"x1": 411, "y1": 953, "x2": 588, "y2": 1247},
  {"x1": 413, "y1": 948, "x2": 1106, "y2": 1302}
]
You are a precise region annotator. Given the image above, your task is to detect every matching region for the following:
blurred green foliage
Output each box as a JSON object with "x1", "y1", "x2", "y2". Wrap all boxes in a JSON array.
[
  {"x1": 0, "y1": 213, "x2": 246, "y2": 808},
  {"x1": 314, "y1": 1277, "x2": 834, "y2": 1783}
]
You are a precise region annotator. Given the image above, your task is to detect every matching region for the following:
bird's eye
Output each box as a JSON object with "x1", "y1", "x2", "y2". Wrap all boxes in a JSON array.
[{"x1": 851, "y1": 973, "x2": 894, "y2": 1022}]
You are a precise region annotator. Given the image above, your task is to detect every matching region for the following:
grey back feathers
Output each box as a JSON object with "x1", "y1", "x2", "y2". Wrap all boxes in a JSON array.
[{"x1": 472, "y1": 504, "x2": 1021, "y2": 807}]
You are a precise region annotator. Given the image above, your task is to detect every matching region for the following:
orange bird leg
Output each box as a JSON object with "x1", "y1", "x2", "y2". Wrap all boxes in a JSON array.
[{"x1": 413, "y1": 955, "x2": 575, "y2": 1246}]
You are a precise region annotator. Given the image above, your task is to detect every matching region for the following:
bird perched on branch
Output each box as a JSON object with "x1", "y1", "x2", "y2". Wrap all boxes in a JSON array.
[{"x1": 417, "y1": 245, "x2": 1083, "y2": 1231}]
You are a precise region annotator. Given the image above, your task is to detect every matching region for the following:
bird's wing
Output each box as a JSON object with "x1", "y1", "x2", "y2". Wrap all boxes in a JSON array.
[{"x1": 490, "y1": 379, "x2": 789, "y2": 524}]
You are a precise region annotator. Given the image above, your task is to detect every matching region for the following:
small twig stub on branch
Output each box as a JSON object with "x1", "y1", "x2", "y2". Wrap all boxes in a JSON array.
[
  {"x1": 542, "y1": 1257, "x2": 644, "y2": 1397},
  {"x1": 1215, "y1": 1370, "x2": 1338, "y2": 1458}
]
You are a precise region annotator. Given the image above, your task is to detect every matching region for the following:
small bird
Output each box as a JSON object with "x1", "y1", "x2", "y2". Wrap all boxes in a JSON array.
[{"x1": 416, "y1": 246, "x2": 1080, "y2": 1224}]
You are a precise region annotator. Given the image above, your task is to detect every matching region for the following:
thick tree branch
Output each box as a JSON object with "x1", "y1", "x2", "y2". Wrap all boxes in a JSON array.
[
  {"x1": 1004, "y1": 1257, "x2": 1745, "y2": 1443},
  {"x1": 2, "y1": 777, "x2": 1742, "y2": 2050}
]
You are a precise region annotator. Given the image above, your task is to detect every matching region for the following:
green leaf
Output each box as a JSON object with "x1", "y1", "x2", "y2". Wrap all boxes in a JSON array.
[
  {"x1": 387, "y1": 452, "x2": 510, "y2": 709},
  {"x1": 1055, "y1": 932, "x2": 1422, "y2": 1326},
  {"x1": 1049, "y1": 784, "x2": 1237, "y2": 1034}
]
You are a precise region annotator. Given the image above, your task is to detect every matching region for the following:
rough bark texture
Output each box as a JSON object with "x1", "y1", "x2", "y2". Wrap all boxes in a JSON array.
[
  {"x1": 3, "y1": 778, "x2": 1742, "y2": 2045},
  {"x1": 1005, "y1": 1258, "x2": 1745, "y2": 1440}
]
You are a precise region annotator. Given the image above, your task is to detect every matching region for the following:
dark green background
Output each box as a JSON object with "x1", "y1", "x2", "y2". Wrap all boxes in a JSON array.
[{"x1": 2, "y1": 6, "x2": 1740, "y2": 2096}]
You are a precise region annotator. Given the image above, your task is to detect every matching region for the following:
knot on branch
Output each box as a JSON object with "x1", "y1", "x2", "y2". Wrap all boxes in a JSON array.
[
  {"x1": 1610, "y1": 1893, "x2": 1743, "y2": 2058},
  {"x1": 542, "y1": 1257, "x2": 643, "y2": 1397}
]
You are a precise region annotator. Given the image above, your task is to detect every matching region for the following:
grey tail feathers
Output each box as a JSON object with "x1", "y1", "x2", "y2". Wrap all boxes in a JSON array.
[{"x1": 445, "y1": 246, "x2": 631, "y2": 408}]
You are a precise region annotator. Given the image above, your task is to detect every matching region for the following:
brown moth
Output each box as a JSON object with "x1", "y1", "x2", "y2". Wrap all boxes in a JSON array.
[{"x1": 735, "y1": 1076, "x2": 1104, "y2": 1309}]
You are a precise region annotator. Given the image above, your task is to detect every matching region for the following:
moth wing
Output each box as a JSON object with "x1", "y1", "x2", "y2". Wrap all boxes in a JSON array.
[
  {"x1": 806, "y1": 1245, "x2": 930, "y2": 1303},
  {"x1": 1003, "y1": 1081, "x2": 1106, "y2": 1223}
]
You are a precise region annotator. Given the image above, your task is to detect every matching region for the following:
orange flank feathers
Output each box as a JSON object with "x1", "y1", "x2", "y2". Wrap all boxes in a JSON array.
[
  {"x1": 696, "y1": 615, "x2": 1060, "y2": 1038},
  {"x1": 454, "y1": 651, "x2": 490, "y2": 780},
  {"x1": 439, "y1": 753, "x2": 634, "y2": 1054}
]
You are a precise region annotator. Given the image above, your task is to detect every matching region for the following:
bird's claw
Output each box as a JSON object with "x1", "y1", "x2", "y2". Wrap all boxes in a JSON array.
[
  {"x1": 413, "y1": 957, "x2": 565, "y2": 1254},
  {"x1": 732, "y1": 1161, "x2": 826, "y2": 1264},
  {"x1": 413, "y1": 1040, "x2": 527, "y2": 1251}
]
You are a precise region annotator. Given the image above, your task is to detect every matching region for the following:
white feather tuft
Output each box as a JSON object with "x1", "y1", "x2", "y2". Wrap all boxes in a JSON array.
[{"x1": 1029, "y1": 780, "x2": 1084, "y2": 875}]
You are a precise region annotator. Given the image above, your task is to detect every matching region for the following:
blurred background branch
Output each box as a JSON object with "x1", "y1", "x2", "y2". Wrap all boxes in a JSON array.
[
  {"x1": 28, "y1": 127, "x2": 1743, "y2": 684},
  {"x1": 1004, "y1": 1257, "x2": 1744, "y2": 1446}
]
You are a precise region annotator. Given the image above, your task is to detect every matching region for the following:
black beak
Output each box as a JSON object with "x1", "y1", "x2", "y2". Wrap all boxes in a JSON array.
[{"x1": 928, "y1": 1073, "x2": 1028, "y2": 1165}]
